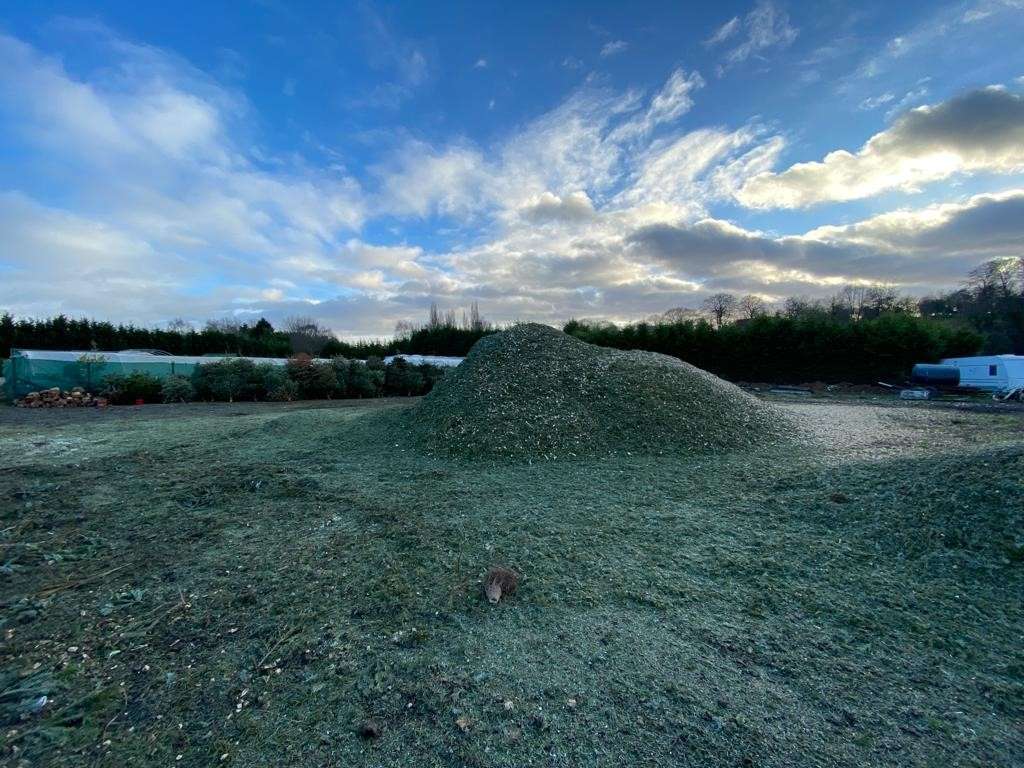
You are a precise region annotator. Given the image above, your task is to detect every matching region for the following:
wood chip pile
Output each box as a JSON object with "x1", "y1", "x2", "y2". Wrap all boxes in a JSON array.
[{"x1": 405, "y1": 323, "x2": 796, "y2": 460}]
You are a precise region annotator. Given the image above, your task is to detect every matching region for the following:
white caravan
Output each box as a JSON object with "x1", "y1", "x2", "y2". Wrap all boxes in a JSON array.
[{"x1": 939, "y1": 354, "x2": 1024, "y2": 393}]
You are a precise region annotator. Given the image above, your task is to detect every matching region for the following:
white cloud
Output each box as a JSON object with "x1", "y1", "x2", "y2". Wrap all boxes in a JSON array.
[
  {"x1": 858, "y1": 92, "x2": 895, "y2": 110},
  {"x1": 705, "y1": 17, "x2": 740, "y2": 47},
  {"x1": 600, "y1": 40, "x2": 629, "y2": 57},
  {"x1": 710, "y1": 1, "x2": 798, "y2": 74},
  {"x1": 517, "y1": 191, "x2": 597, "y2": 223},
  {"x1": 610, "y1": 69, "x2": 705, "y2": 142},
  {"x1": 375, "y1": 141, "x2": 488, "y2": 218},
  {"x1": 474, "y1": 58, "x2": 488, "y2": 69},
  {"x1": 737, "y1": 86, "x2": 1024, "y2": 208},
  {"x1": 5, "y1": 24, "x2": 1019, "y2": 337}
]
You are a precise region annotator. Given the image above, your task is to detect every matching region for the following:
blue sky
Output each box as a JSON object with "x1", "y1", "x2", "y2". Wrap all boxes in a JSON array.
[{"x1": 1, "y1": 1, "x2": 1023, "y2": 337}]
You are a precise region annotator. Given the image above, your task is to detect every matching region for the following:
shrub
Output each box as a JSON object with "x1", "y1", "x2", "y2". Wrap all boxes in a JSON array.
[
  {"x1": 384, "y1": 357, "x2": 425, "y2": 396},
  {"x1": 347, "y1": 360, "x2": 383, "y2": 397},
  {"x1": 330, "y1": 356, "x2": 350, "y2": 397},
  {"x1": 417, "y1": 363, "x2": 446, "y2": 393},
  {"x1": 192, "y1": 359, "x2": 262, "y2": 402},
  {"x1": 101, "y1": 371, "x2": 164, "y2": 405},
  {"x1": 161, "y1": 375, "x2": 195, "y2": 404},
  {"x1": 261, "y1": 365, "x2": 298, "y2": 401},
  {"x1": 285, "y1": 354, "x2": 338, "y2": 399}
]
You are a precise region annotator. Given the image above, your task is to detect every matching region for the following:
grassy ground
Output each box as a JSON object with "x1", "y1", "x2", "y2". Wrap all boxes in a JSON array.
[{"x1": 1, "y1": 398, "x2": 1021, "y2": 767}]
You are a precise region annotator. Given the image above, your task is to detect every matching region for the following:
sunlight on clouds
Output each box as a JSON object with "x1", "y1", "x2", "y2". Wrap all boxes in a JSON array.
[
  {"x1": 2, "y1": 18, "x2": 1024, "y2": 336},
  {"x1": 738, "y1": 87, "x2": 1024, "y2": 208}
]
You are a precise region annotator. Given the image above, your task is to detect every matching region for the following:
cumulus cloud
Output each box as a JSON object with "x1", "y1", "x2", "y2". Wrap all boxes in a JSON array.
[
  {"x1": 629, "y1": 189, "x2": 1024, "y2": 288},
  {"x1": 737, "y1": 87, "x2": 1024, "y2": 208},
  {"x1": 517, "y1": 191, "x2": 597, "y2": 223},
  {"x1": 707, "y1": 1, "x2": 798, "y2": 74},
  {"x1": 3, "y1": 24, "x2": 1019, "y2": 337}
]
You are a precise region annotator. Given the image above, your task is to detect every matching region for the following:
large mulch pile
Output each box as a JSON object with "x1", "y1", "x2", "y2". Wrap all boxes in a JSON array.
[{"x1": 405, "y1": 323, "x2": 795, "y2": 459}]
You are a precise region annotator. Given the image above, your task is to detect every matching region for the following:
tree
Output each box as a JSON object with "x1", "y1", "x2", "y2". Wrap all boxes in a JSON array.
[
  {"x1": 284, "y1": 316, "x2": 335, "y2": 356},
  {"x1": 702, "y1": 293, "x2": 737, "y2": 329},
  {"x1": 205, "y1": 318, "x2": 242, "y2": 334},
  {"x1": 384, "y1": 357, "x2": 425, "y2": 396},
  {"x1": 835, "y1": 285, "x2": 871, "y2": 320},
  {"x1": 968, "y1": 257, "x2": 1021, "y2": 298},
  {"x1": 737, "y1": 294, "x2": 767, "y2": 319},
  {"x1": 285, "y1": 354, "x2": 337, "y2": 398}
]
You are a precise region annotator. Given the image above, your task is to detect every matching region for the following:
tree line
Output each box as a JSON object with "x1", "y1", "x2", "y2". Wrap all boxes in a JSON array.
[
  {"x1": 3, "y1": 259, "x2": 1021, "y2": 384},
  {"x1": 0, "y1": 305, "x2": 493, "y2": 361}
]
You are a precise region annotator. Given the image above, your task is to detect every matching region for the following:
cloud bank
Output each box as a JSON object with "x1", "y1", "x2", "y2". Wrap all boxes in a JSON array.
[{"x1": 738, "y1": 87, "x2": 1024, "y2": 208}]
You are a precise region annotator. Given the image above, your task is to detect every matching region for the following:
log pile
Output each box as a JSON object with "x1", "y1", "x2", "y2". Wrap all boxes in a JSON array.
[{"x1": 15, "y1": 387, "x2": 108, "y2": 408}]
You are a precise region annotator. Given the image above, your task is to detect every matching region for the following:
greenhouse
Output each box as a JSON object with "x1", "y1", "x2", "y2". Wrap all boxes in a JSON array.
[{"x1": 1, "y1": 349, "x2": 290, "y2": 399}]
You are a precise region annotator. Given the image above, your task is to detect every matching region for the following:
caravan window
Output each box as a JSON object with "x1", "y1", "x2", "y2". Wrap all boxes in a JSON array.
[{"x1": 989, "y1": 364, "x2": 998, "y2": 376}]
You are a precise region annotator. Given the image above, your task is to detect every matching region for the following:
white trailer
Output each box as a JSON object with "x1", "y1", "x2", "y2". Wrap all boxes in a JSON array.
[{"x1": 939, "y1": 354, "x2": 1024, "y2": 393}]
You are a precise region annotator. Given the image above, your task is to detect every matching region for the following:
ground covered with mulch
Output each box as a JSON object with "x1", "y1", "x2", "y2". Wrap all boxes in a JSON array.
[{"x1": 0, "y1": 398, "x2": 1021, "y2": 767}]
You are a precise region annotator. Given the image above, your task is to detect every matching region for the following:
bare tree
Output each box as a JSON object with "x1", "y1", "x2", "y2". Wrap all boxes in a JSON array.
[
  {"x1": 737, "y1": 294, "x2": 767, "y2": 319},
  {"x1": 467, "y1": 300, "x2": 486, "y2": 331},
  {"x1": 205, "y1": 317, "x2": 242, "y2": 334},
  {"x1": 969, "y1": 257, "x2": 1022, "y2": 298},
  {"x1": 166, "y1": 318, "x2": 191, "y2": 333},
  {"x1": 283, "y1": 315, "x2": 335, "y2": 355},
  {"x1": 427, "y1": 302, "x2": 443, "y2": 330},
  {"x1": 394, "y1": 320, "x2": 416, "y2": 340},
  {"x1": 864, "y1": 284, "x2": 905, "y2": 317},
  {"x1": 835, "y1": 284, "x2": 871, "y2": 321},
  {"x1": 783, "y1": 296, "x2": 823, "y2": 318},
  {"x1": 702, "y1": 293, "x2": 737, "y2": 329}
]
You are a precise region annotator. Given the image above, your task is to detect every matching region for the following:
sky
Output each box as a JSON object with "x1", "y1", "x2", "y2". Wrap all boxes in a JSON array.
[{"x1": 1, "y1": 0, "x2": 1023, "y2": 338}]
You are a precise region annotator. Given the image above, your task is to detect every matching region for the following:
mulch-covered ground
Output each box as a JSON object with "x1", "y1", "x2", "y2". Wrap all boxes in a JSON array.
[{"x1": 1, "y1": 398, "x2": 1022, "y2": 767}]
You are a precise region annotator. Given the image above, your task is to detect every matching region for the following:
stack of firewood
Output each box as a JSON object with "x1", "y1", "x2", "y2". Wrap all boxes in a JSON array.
[{"x1": 15, "y1": 387, "x2": 108, "y2": 408}]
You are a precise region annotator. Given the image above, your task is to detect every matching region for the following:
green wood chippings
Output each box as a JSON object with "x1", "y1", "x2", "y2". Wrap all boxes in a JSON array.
[{"x1": 406, "y1": 323, "x2": 797, "y2": 460}]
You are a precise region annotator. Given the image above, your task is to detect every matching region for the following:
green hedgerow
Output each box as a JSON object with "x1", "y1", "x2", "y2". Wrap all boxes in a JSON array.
[
  {"x1": 102, "y1": 371, "x2": 164, "y2": 405},
  {"x1": 161, "y1": 374, "x2": 195, "y2": 404}
]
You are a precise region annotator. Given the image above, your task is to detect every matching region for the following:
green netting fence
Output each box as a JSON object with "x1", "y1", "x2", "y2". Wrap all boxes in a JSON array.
[{"x1": 1, "y1": 349, "x2": 288, "y2": 400}]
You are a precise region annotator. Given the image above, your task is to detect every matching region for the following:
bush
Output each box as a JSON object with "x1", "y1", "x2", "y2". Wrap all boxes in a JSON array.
[
  {"x1": 384, "y1": 357, "x2": 425, "y2": 396},
  {"x1": 161, "y1": 375, "x2": 195, "y2": 404},
  {"x1": 192, "y1": 359, "x2": 263, "y2": 402},
  {"x1": 285, "y1": 354, "x2": 338, "y2": 399},
  {"x1": 330, "y1": 356, "x2": 350, "y2": 397},
  {"x1": 417, "y1": 363, "x2": 446, "y2": 393},
  {"x1": 261, "y1": 365, "x2": 298, "y2": 401},
  {"x1": 347, "y1": 361, "x2": 383, "y2": 398},
  {"x1": 102, "y1": 371, "x2": 164, "y2": 405}
]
